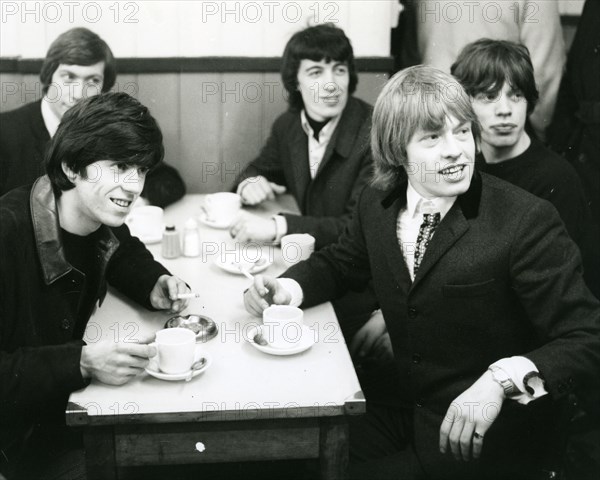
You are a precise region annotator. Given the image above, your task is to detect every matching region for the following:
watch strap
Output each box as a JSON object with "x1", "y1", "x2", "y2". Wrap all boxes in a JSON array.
[{"x1": 489, "y1": 365, "x2": 517, "y2": 396}]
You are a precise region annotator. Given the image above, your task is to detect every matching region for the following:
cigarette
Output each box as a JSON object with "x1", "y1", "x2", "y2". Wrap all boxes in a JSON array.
[{"x1": 176, "y1": 292, "x2": 200, "y2": 299}]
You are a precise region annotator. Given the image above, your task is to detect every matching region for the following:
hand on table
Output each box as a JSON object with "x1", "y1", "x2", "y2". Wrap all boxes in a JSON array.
[
  {"x1": 244, "y1": 275, "x2": 292, "y2": 316},
  {"x1": 350, "y1": 310, "x2": 394, "y2": 365},
  {"x1": 439, "y1": 370, "x2": 505, "y2": 461},
  {"x1": 80, "y1": 335, "x2": 157, "y2": 385},
  {"x1": 239, "y1": 176, "x2": 286, "y2": 205},
  {"x1": 150, "y1": 274, "x2": 190, "y2": 313},
  {"x1": 230, "y1": 215, "x2": 277, "y2": 243}
]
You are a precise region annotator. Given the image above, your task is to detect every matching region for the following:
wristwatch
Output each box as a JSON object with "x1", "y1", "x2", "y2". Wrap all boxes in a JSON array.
[{"x1": 488, "y1": 365, "x2": 517, "y2": 396}]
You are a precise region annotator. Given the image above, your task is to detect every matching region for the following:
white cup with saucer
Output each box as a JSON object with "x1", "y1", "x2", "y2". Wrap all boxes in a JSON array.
[
  {"x1": 202, "y1": 192, "x2": 241, "y2": 227},
  {"x1": 153, "y1": 328, "x2": 196, "y2": 374},
  {"x1": 262, "y1": 305, "x2": 304, "y2": 349},
  {"x1": 125, "y1": 205, "x2": 164, "y2": 243}
]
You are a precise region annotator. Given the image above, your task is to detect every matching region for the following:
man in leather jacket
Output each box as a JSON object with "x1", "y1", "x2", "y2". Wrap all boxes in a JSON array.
[{"x1": 0, "y1": 92, "x2": 191, "y2": 479}]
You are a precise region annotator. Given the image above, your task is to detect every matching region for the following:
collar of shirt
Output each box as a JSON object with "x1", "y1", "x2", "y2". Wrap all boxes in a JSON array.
[
  {"x1": 405, "y1": 181, "x2": 456, "y2": 221},
  {"x1": 41, "y1": 96, "x2": 61, "y2": 138},
  {"x1": 399, "y1": 183, "x2": 457, "y2": 280},
  {"x1": 300, "y1": 109, "x2": 341, "y2": 145},
  {"x1": 300, "y1": 109, "x2": 342, "y2": 178}
]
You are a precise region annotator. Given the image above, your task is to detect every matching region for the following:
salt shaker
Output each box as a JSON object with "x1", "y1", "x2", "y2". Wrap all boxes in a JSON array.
[
  {"x1": 161, "y1": 225, "x2": 181, "y2": 259},
  {"x1": 182, "y1": 218, "x2": 201, "y2": 257}
]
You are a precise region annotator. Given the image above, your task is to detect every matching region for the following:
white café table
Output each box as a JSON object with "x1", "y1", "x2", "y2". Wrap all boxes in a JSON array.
[{"x1": 66, "y1": 194, "x2": 365, "y2": 479}]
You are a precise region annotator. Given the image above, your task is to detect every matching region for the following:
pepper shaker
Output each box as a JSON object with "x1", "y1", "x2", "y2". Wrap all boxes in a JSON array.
[{"x1": 161, "y1": 225, "x2": 181, "y2": 259}]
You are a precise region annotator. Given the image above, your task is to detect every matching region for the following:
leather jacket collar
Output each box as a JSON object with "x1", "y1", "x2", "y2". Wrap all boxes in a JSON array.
[{"x1": 30, "y1": 176, "x2": 120, "y2": 285}]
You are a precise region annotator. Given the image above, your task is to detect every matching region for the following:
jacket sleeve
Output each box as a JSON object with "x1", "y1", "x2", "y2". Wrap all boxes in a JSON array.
[
  {"x1": 282, "y1": 146, "x2": 374, "y2": 249},
  {"x1": 232, "y1": 116, "x2": 288, "y2": 189},
  {"x1": 510, "y1": 200, "x2": 600, "y2": 402},
  {"x1": 105, "y1": 225, "x2": 171, "y2": 309},
  {"x1": 284, "y1": 186, "x2": 373, "y2": 306}
]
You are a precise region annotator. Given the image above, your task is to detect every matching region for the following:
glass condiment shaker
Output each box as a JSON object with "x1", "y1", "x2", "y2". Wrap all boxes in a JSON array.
[
  {"x1": 182, "y1": 218, "x2": 201, "y2": 257},
  {"x1": 161, "y1": 225, "x2": 181, "y2": 259}
]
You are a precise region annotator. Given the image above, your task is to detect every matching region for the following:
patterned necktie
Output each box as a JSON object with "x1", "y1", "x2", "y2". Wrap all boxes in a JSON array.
[{"x1": 414, "y1": 212, "x2": 441, "y2": 274}]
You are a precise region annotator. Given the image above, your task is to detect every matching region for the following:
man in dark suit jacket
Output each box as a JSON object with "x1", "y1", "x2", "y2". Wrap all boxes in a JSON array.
[
  {"x1": 244, "y1": 66, "x2": 600, "y2": 479},
  {"x1": 230, "y1": 24, "x2": 373, "y2": 249},
  {"x1": 0, "y1": 27, "x2": 185, "y2": 207},
  {"x1": 232, "y1": 25, "x2": 387, "y2": 390}
]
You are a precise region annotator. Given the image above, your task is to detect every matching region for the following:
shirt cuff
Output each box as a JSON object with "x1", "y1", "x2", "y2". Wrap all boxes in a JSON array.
[
  {"x1": 278, "y1": 278, "x2": 303, "y2": 307},
  {"x1": 490, "y1": 356, "x2": 548, "y2": 405},
  {"x1": 272, "y1": 215, "x2": 288, "y2": 244}
]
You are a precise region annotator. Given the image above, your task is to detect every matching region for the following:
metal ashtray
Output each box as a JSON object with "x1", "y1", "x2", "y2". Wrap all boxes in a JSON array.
[{"x1": 165, "y1": 314, "x2": 218, "y2": 342}]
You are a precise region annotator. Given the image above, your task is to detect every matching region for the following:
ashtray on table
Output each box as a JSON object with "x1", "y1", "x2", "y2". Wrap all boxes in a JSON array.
[{"x1": 165, "y1": 314, "x2": 218, "y2": 342}]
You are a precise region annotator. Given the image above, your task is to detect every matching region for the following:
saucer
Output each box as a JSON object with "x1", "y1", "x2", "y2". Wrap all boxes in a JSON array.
[
  {"x1": 214, "y1": 258, "x2": 272, "y2": 275},
  {"x1": 145, "y1": 349, "x2": 211, "y2": 381},
  {"x1": 198, "y1": 211, "x2": 232, "y2": 229},
  {"x1": 247, "y1": 325, "x2": 314, "y2": 356}
]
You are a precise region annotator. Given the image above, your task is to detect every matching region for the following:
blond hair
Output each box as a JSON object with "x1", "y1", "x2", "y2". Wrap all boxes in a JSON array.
[{"x1": 371, "y1": 65, "x2": 480, "y2": 189}]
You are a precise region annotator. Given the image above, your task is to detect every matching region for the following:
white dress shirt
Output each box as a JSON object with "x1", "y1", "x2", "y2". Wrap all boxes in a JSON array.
[
  {"x1": 271, "y1": 111, "x2": 342, "y2": 241},
  {"x1": 41, "y1": 96, "x2": 61, "y2": 138},
  {"x1": 399, "y1": 183, "x2": 456, "y2": 280},
  {"x1": 238, "y1": 109, "x2": 343, "y2": 243},
  {"x1": 300, "y1": 109, "x2": 341, "y2": 179}
]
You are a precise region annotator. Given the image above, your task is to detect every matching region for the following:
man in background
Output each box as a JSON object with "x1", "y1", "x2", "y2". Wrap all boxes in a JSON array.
[
  {"x1": 0, "y1": 27, "x2": 185, "y2": 207},
  {"x1": 451, "y1": 38, "x2": 599, "y2": 299},
  {"x1": 415, "y1": 0, "x2": 565, "y2": 141}
]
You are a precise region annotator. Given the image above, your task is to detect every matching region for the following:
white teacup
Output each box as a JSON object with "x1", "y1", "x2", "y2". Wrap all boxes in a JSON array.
[
  {"x1": 281, "y1": 234, "x2": 315, "y2": 267},
  {"x1": 154, "y1": 328, "x2": 196, "y2": 374},
  {"x1": 262, "y1": 305, "x2": 304, "y2": 349},
  {"x1": 203, "y1": 192, "x2": 241, "y2": 226},
  {"x1": 126, "y1": 206, "x2": 164, "y2": 241}
]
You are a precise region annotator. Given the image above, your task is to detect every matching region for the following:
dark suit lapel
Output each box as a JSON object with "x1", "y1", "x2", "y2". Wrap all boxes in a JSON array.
[
  {"x1": 314, "y1": 97, "x2": 361, "y2": 177},
  {"x1": 411, "y1": 171, "x2": 482, "y2": 289},
  {"x1": 287, "y1": 115, "x2": 310, "y2": 209},
  {"x1": 411, "y1": 205, "x2": 469, "y2": 289},
  {"x1": 29, "y1": 100, "x2": 51, "y2": 161},
  {"x1": 378, "y1": 183, "x2": 412, "y2": 288}
]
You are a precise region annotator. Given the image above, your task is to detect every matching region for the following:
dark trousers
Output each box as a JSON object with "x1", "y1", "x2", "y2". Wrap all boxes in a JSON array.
[
  {"x1": 349, "y1": 401, "x2": 567, "y2": 480},
  {"x1": 1, "y1": 424, "x2": 85, "y2": 480}
]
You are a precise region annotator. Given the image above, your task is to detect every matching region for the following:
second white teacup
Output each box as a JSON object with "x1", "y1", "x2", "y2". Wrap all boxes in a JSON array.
[
  {"x1": 126, "y1": 205, "x2": 164, "y2": 242},
  {"x1": 262, "y1": 305, "x2": 304, "y2": 349},
  {"x1": 281, "y1": 234, "x2": 315, "y2": 267},
  {"x1": 203, "y1": 192, "x2": 241, "y2": 226},
  {"x1": 154, "y1": 328, "x2": 196, "y2": 374}
]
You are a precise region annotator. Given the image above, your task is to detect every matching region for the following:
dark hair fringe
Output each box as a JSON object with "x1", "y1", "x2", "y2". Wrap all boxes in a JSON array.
[
  {"x1": 46, "y1": 92, "x2": 164, "y2": 195},
  {"x1": 40, "y1": 28, "x2": 116, "y2": 94},
  {"x1": 450, "y1": 38, "x2": 539, "y2": 114},
  {"x1": 281, "y1": 24, "x2": 358, "y2": 111}
]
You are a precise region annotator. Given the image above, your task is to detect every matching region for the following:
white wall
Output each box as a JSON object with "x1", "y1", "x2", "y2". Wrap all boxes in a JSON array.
[{"x1": 0, "y1": 0, "x2": 398, "y2": 58}]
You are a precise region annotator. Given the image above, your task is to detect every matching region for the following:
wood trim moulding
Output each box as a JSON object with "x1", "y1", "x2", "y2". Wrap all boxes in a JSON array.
[{"x1": 0, "y1": 56, "x2": 394, "y2": 74}]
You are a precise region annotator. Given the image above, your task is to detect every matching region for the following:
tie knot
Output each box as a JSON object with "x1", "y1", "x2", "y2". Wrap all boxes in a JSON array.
[{"x1": 422, "y1": 212, "x2": 441, "y2": 227}]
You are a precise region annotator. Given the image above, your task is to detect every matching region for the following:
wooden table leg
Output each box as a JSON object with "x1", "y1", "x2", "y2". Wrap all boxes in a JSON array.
[
  {"x1": 83, "y1": 427, "x2": 116, "y2": 480},
  {"x1": 319, "y1": 417, "x2": 349, "y2": 480}
]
